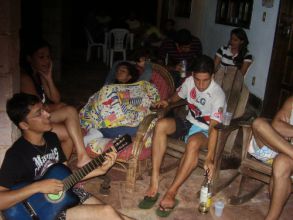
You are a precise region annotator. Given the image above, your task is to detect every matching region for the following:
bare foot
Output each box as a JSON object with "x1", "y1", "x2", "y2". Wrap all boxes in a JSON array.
[
  {"x1": 77, "y1": 154, "x2": 91, "y2": 168},
  {"x1": 145, "y1": 185, "x2": 158, "y2": 198},
  {"x1": 159, "y1": 191, "x2": 176, "y2": 209},
  {"x1": 145, "y1": 176, "x2": 159, "y2": 197}
]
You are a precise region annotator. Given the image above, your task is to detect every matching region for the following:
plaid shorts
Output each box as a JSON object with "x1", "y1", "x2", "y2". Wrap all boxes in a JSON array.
[{"x1": 56, "y1": 187, "x2": 91, "y2": 220}]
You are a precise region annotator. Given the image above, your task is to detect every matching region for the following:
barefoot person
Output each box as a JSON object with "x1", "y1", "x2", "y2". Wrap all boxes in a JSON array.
[
  {"x1": 249, "y1": 96, "x2": 293, "y2": 220},
  {"x1": 138, "y1": 55, "x2": 225, "y2": 217},
  {"x1": 0, "y1": 93, "x2": 133, "y2": 220},
  {"x1": 20, "y1": 39, "x2": 90, "y2": 167}
]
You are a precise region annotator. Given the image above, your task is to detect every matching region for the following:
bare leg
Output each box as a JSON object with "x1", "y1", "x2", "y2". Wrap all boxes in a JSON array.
[
  {"x1": 51, "y1": 123, "x2": 74, "y2": 159},
  {"x1": 50, "y1": 105, "x2": 91, "y2": 167},
  {"x1": 66, "y1": 196, "x2": 134, "y2": 220},
  {"x1": 160, "y1": 133, "x2": 208, "y2": 208},
  {"x1": 252, "y1": 118, "x2": 293, "y2": 159},
  {"x1": 145, "y1": 118, "x2": 176, "y2": 197},
  {"x1": 265, "y1": 154, "x2": 293, "y2": 220}
]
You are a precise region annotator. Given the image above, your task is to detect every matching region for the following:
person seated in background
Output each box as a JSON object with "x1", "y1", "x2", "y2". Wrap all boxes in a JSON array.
[
  {"x1": 158, "y1": 29, "x2": 202, "y2": 87},
  {"x1": 138, "y1": 55, "x2": 225, "y2": 217},
  {"x1": 214, "y1": 28, "x2": 253, "y2": 77},
  {"x1": 141, "y1": 23, "x2": 164, "y2": 48},
  {"x1": 248, "y1": 96, "x2": 293, "y2": 220},
  {"x1": 0, "y1": 93, "x2": 133, "y2": 220},
  {"x1": 125, "y1": 11, "x2": 141, "y2": 33},
  {"x1": 20, "y1": 39, "x2": 90, "y2": 167},
  {"x1": 161, "y1": 19, "x2": 176, "y2": 40}
]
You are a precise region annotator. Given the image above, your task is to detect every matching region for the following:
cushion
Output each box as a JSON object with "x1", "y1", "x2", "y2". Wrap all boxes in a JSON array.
[{"x1": 150, "y1": 71, "x2": 172, "y2": 100}]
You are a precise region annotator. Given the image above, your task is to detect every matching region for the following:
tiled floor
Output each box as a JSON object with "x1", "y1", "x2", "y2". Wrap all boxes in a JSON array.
[{"x1": 59, "y1": 52, "x2": 293, "y2": 220}]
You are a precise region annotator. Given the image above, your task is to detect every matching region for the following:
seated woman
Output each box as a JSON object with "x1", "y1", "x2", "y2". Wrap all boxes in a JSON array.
[
  {"x1": 20, "y1": 39, "x2": 90, "y2": 167},
  {"x1": 105, "y1": 49, "x2": 171, "y2": 100},
  {"x1": 112, "y1": 61, "x2": 139, "y2": 84},
  {"x1": 80, "y1": 61, "x2": 160, "y2": 140},
  {"x1": 214, "y1": 28, "x2": 253, "y2": 77}
]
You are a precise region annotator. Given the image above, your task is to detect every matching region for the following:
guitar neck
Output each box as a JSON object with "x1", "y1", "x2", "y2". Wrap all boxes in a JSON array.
[{"x1": 63, "y1": 148, "x2": 114, "y2": 191}]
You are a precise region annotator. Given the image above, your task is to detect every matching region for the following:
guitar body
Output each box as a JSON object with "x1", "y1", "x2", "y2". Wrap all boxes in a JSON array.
[
  {"x1": 2, "y1": 134, "x2": 132, "y2": 220},
  {"x1": 3, "y1": 164, "x2": 79, "y2": 220}
]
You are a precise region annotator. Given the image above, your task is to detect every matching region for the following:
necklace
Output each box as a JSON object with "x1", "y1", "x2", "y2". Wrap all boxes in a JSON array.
[{"x1": 32, "y1": 140, "x2": 48, "y2": 155}]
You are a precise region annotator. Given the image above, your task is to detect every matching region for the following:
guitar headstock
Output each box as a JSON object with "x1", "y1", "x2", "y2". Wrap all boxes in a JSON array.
[{"x1": 113, "y1": 134, "x2": 132, "y2": 152}]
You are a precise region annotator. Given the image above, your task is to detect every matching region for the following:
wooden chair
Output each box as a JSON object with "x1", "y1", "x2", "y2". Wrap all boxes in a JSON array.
[
  {"x1": 229, "y1": 121, "x2": 293, "y2": 205},
  {"x1": 162, "y1": 66, "x2": 250, "y2": 195}
]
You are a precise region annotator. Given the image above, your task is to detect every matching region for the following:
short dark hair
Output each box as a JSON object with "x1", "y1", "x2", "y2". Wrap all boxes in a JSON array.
[
  {"x1": 25, "y1": 38, "x2": 51, "y2": 57},
  {"x1": 115, "y1": 61, "x2": 139, "y2": 83},
  {"x1": 6, "y1": 93, "x2": 40, "y2": 128},
  {"x1": 174, "y1": 29, "x2": 192, "y2": 46},
  {"x1": 188, "y1": 55, "x2": 214, "y2": 75}
]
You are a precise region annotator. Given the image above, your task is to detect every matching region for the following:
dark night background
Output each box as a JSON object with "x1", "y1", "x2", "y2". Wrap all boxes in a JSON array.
[{"x1": 21, "y1": 0, "x2": 157, "y2": 48}]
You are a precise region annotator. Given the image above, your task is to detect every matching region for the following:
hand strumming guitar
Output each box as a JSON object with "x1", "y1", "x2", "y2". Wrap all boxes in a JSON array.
[{"x1": 32, "y1": 179, "x2": 64, "y2": 194}]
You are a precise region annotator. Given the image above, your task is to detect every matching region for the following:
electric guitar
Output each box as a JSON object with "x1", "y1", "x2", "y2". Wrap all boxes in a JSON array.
[{"x1": 3, "y1": 134, "x2": 132, "y2": 220}]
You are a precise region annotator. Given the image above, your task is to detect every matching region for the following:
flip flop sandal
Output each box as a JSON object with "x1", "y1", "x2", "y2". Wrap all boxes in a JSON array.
[
  {"x1": 138, "y1": 192, "x2": 160, "y2": 209},
  {"x1": 155, "y1": 199, "x2": 179, "y2": 218}
]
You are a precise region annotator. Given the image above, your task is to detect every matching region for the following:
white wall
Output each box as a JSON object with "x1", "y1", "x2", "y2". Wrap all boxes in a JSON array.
[{"x1": 171, "y1": 0, "x2": 280, "y2": 100}]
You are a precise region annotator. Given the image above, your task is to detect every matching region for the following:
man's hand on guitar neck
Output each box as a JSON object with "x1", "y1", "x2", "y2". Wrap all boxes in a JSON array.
[
  {"x1": 33, "y1": 179, "x2": 64, "y2": 194},
  {"x1": 81, "y1": 151, "x2": 118, "y2": 180},
  {"x1": 100, "y1": 151, "x2": 117, "y2": 174}
]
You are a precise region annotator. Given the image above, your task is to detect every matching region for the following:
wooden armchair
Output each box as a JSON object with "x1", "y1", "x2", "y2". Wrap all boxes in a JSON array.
[
  {"x1": 163, "y1": 66, "x2": 250, "y2": 195},
  {"x1": 229, "y1": 121, "x2": 293, "y2": 205},
  {"x1": 105, "y1": 63, "x2": 175, "y2": 192}
]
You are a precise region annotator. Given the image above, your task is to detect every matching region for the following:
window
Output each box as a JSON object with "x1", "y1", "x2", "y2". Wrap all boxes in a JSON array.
[{"x1": 215, "y1": 0, "x2": 253, "y2": 29}]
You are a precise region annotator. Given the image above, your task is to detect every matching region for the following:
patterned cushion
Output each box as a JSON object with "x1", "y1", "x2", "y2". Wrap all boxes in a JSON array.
[{"x1": 85, "y1": 140, "x2": 151, "y2": 161}]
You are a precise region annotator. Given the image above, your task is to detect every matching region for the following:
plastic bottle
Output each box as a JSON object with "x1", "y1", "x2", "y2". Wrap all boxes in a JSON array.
[{"x1": 180, "y1": 60, "x2": 186, "y2": 78}]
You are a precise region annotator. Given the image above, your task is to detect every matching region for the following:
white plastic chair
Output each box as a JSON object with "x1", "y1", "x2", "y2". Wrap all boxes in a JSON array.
[
  {"x1": 84, "y1": 27, "x2": 107, "y2": 63},
  {"x1": 107, "y1": 29, "x2": 129, "y2": 68}
]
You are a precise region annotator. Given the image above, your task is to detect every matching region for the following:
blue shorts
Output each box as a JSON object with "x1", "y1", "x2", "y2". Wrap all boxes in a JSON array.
[
  {"x1": 185, "y1": 124, "x2": 209, "y2": 142},
  {"x1": 170, "y1": 117, "x2": 209, "y2": 143}
]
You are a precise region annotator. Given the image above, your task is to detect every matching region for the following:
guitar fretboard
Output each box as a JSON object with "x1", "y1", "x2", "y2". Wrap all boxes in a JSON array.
[
  {"x1": 62, "y1": 135, "x2": 131, "y2": 191},
  {"x1": 63, "y1": 148, "x2": 113, "y2": 191}
]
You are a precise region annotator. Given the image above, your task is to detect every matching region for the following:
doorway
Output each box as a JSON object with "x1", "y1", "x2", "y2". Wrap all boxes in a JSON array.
[{"x1": 262, "y1": 0, "x2": 293, "y2": 117}]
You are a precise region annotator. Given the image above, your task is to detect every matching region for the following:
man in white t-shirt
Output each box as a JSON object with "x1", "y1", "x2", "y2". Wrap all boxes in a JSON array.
[{"x1": 138, "y1": 55, "x2": 226, "y2": 216}]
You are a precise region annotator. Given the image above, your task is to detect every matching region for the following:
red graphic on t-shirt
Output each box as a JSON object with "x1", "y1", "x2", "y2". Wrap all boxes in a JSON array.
[
  {"x1": 203, "y1": 115, "x2": 211, "y2": 123},
  {"x1": 214, "y1": 111, "x2": 223, "y2": 120},
  {"x1": 190, "y1": 88, "x2": 196, "y2": 99},
  {"x1": 188, "y1": 103, "x2": 201, "y2": 117}
]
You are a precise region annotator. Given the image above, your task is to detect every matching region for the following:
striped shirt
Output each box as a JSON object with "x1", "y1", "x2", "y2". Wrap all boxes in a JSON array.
[
  {"x1": 159, "y1": 37, "x2": 202, "y2": 66},
  {"x1": 216, "y1": 45, "x2": 252, "y2": 66}
]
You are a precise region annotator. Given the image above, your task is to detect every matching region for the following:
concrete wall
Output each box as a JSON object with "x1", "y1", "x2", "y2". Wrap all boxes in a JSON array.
[
  {"x1": 0, "y1": 0, "x2": 21, "y2": 165},
  {"x1": 171, "y1": 0, "x2": 280, "y2": 100}
]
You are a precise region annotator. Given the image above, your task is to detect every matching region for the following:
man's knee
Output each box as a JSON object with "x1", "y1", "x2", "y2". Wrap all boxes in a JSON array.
[
  {"x1": 273, "y1": 154, "x2": 293, "y2": 178},
  {"x1": 155, "y1": 118, "x2": 175, "y2": 134},
  {"x1": 62, "y1": 105, "x2": 78, "y2": 117}
]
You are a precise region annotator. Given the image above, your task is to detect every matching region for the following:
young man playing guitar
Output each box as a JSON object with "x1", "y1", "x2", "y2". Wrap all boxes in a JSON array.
[{"x1": 0, "y1": 93, "x2": 133, "y2": 220}]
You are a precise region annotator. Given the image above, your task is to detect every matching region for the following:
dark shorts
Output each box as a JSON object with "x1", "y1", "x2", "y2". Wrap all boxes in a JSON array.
[
  {"x1": 56, "y1": 187, "x2": 91, "y2": 220},
  {"x1": 169, "y1": 116, "x2": 193, "y2": 141}
]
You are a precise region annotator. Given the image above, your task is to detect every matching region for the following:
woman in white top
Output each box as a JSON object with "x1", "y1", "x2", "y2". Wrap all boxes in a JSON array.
[{"x1": 214, "y1": 28, "x2": 253, "y2": 76}]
